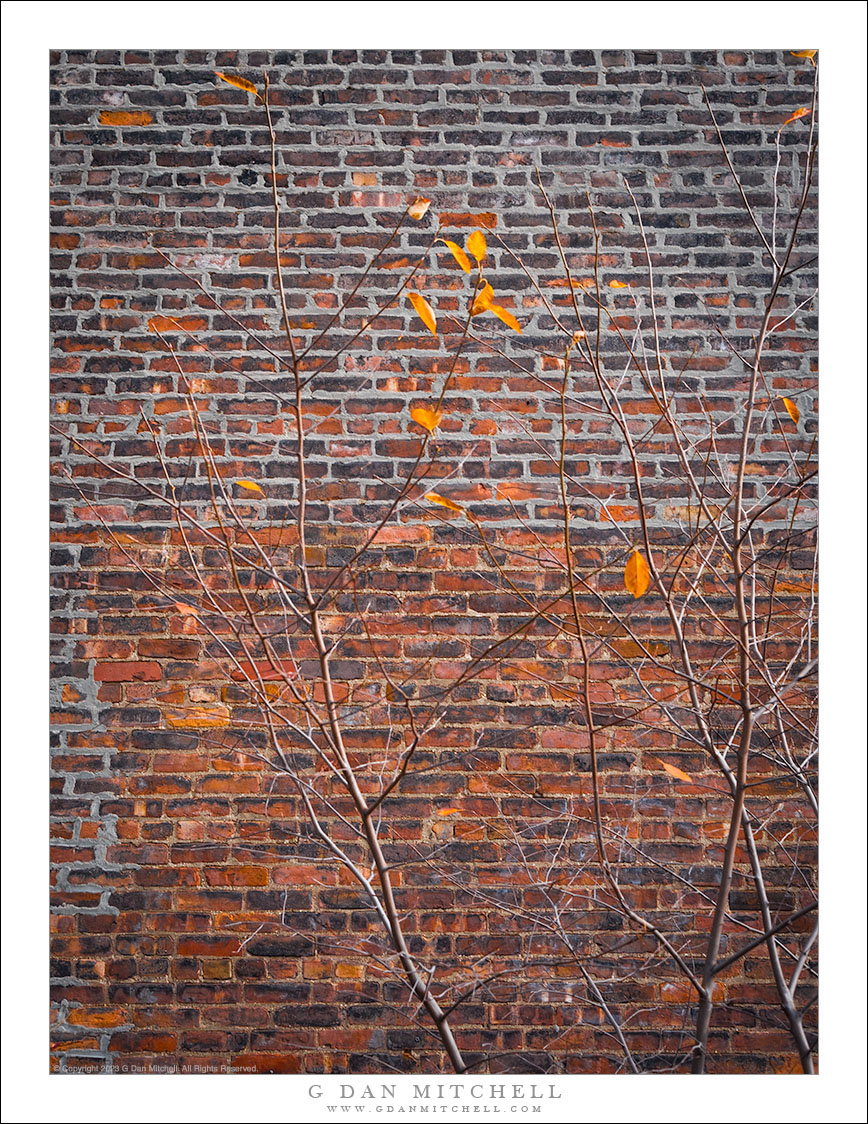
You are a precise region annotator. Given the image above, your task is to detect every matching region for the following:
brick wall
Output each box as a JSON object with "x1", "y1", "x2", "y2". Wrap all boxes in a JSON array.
[{"x1": 50, "y1": 49, "x2": 818, "y2": 1075}]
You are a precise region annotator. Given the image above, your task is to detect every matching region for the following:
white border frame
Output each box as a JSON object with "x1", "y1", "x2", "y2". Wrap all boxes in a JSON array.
[{"x1": 3, "y1": 3, "x2": 865, "y2": 1121}]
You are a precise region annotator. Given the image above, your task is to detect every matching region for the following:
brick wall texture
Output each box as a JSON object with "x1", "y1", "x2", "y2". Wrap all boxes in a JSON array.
[{"x1": 50, "y1": 49, "x2": 818, "y2": 1075}]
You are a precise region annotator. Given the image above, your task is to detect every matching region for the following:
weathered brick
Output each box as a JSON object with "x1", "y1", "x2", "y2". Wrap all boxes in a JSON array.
[{"x1": 50, "y1": 47, "x2": 818, "y2": 1079}]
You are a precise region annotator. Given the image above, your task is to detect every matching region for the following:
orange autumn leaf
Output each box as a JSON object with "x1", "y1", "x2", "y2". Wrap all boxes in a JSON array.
[
  {"x1": 408, "y1": 291, "x2": 437, "y2": 336},
  {"x1": 466, "y1": 229, "x2": 487, "y2": 263},
  {"x1": 782, "y1": 397, "x2": 800, "y2": 425},
  {"x1": 609, "y1": 279, "x2": 629, "y2": 289},
  {"x1": 470, "y1": 280, "x2": 494, "y2": 316},
  {"x1": 790, "y1": 50, "x2": 817, "y2": 66},
  {"x1": 174, "y1": 602, "x2": 199, "y2": 618},
  {"x1": 410, "y1": 406, "x2": 443, "y2": 433},
  {"x1": 442, "y1": 239, "x2": 472, "y2": 274},
  {"x1": 237, "y1": 480, "x2": 264, "y2": 494},
  {"x1": 215, "y1": 72, "x2": 261, "y2": 100},
  {"x1": 489, "y1": 303, "x2": 522, "y2": 333},
  {"x1": 624, "y1": 550, "x2": 651, "y2": 598},
  {"x1": 408, "y1": 197, "x2": 431, "y2": 220},
  {"x1": 438, "y1": 808, "x2": 461, "y2": 816},
  {"x1": 660, "y1": 760, "x2": 693, "y2": 783},
  {"x1": 426, "y1": 492, "x2": 465, "y2": 514},
  {"x1": 782, "y1": 107, "x2": 811, "y2": 127}
]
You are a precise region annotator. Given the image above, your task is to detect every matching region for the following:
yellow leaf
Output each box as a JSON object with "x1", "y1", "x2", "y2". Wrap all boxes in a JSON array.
[
  {"x1": 609, "y1": 279, "x2": 629, "y2": 289},
  {"x1": 467, "y1": 230, "x2": 487, "y2": 263},
  {"x1": 624, "y1": 550, "x2": 651, "y2": 598},
  {"x1": 443, "y1": 239, "x2": 472, "y2": 274},
  {"x1": 174, "y1": 602, "x2": 199, "y2": 618},
  {"x1": 426, "y1": 492, "x2": 465, "y2": 514},
  {"x1": 782, "y1": 107, "x2": 811, "y2": 128},
  {"x1": 470, "y1": 280, "x2": 494, "y2": 316},
  {"x1": 411, "y1": 406, "x2": 443, "y2": 433},
  {"x1": 782, "y1": 397, "x2": 800, "y2": 425},
  {"x1": 237, "y1": 480, "x2": 264, "y2": 494},
  {"x1": 790, "y1": 51, "x2": 817, "y2": 66},
  {"x1": 489, "y1": 303, "x2": 522, "y2": 333},
  {"x1": 659, "y1": 760, "x2": 693, "y2": 783},
  {"x1": 408, "y1": 291, "x2": 437, "y2": 336},
  {"x1": 408, "y1": 198, "x2": 431, "y2": 221},
  {"x1": 215, "y1": 72, "x2": 261, "y2": 99}
]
